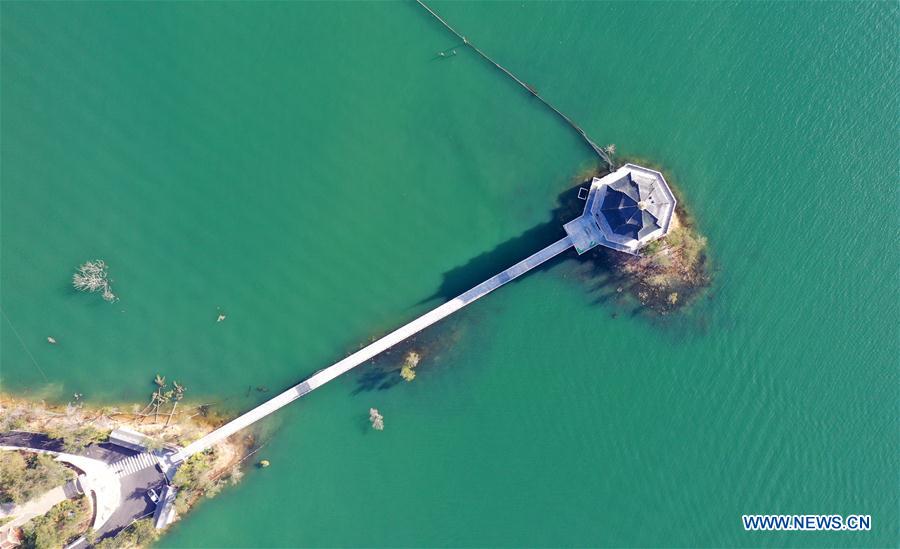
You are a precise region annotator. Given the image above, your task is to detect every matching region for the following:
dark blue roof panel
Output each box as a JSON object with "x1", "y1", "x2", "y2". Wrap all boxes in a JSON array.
[{"x1": 597, "y1": 186, "x2": 660, "y2": 240}]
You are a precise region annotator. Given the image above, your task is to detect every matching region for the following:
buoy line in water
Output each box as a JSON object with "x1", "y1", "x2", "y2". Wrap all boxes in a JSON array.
[
  {"x1": 414, "y1": 0, "x2": 614, "y2": 169},
  {"x1": 1, "y1": 307, "x2": 49, "y2": 382}
]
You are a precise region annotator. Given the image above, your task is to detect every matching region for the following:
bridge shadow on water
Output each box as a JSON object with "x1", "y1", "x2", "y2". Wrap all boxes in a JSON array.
[
  {"x1": 353, "y1": 177, "x2": 652, "y2": 394},
  {"x1": 417, "y1": 182, "x2": 638, "y2": 307}
]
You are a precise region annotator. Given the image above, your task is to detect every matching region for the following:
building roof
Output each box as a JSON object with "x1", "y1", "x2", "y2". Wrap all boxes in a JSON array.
[
  {"x1": 109, "y1": 427, "x2": 151, "y2": 453},
  {"x1": 563, "y1": 163, "x2": 676, "y2": 255},
  {"x1": 153, "y1": 485, "x2": 177, "y2": 529},
  {"x1": 599, "y1": 177, "x2": 663, "y2": 240}
]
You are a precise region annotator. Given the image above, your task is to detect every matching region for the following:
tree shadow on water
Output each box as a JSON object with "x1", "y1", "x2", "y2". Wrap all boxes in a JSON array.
[{"x1": 351, "y1": 312, "x2": 470, "y2": 395}]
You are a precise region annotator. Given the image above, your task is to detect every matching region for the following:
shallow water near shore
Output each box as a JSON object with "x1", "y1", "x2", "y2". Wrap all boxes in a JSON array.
[{"x1": 2, "y1": 2, "x2": 897, "y2": 546}]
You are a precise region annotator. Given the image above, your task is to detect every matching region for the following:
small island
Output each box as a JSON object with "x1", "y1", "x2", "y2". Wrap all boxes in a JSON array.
[
  {"x1": 609, "y1": 207, "x2": 709, "y2": 313},
  {"x1": 565, "y1": 161, "x2": 710, "y2": 314}
]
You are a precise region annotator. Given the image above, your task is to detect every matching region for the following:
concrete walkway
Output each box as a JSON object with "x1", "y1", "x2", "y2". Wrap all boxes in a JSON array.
[
  {"x1": 0, "y1": 445, "x2": 121, "y2": 531},
  {"x1": 0, "y1": 486, "x2": 67, "y2": 532},
  {"x1": 171, "y1": 236, "x2": 574, "y2": 462}
]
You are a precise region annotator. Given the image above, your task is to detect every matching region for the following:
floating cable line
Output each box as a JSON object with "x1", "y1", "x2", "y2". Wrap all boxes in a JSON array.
[
  {"x1": 1, "y1": 307, "x2": 49, "y2": 382},
  {"x1": 414, "y1": 0, "x2": 614, "y2": 169}
]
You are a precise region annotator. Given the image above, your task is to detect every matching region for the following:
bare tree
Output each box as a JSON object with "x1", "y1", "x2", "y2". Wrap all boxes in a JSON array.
[
  {"x1": 369, "y1": 408, "x2": 384, "y2": 431},
  {"x1": 72, "y1": 259, "x2": 117, "y2": 302},
  {"x1": 165, "y1": 381, "x2": 185, "y2": 427},
  {"x1": 152, "y1": 374, "x2": 167, "y2": 422}
]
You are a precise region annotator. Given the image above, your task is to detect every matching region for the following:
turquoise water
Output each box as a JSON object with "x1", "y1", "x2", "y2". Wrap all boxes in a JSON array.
[{"x1": 2, "y1": 1, "x2": 897, "y2": 547}]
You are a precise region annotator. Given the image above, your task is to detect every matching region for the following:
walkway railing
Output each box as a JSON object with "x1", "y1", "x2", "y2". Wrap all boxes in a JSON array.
[{"x1": 171, "y1": 236, "x2": 573, "y2": 463}]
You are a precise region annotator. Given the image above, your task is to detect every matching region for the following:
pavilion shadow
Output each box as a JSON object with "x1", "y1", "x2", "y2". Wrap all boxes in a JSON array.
[
  {"x1": 353, "y1": 179, "x2": 643, "y2": 393},
  {"x1": 419, "y1": 182, "x2": 636, "y2": 305}
]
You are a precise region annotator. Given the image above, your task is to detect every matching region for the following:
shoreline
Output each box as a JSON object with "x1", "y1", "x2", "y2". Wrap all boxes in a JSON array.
[
  {"x1": 0, "y1": 392, "x2": 256, "y2": 547},
  {"x1": 0, "y1": 158, "x2": 711, "y2": 548}
]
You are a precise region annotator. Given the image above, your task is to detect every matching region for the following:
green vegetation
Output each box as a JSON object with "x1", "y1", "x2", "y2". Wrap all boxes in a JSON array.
[
  {"x1": 94, "y1": 519, "x2": 158, "y2": 549},
  {"x1": 144, "y1": 436, "x2": 165, "y2": 452},
  {"x1": 46, "y1": 424, "x2": 108, "y2": 452},
  {"x1": 20, "y1": 496, "x2": 90, "y2": 549},
  {"x1": 0, "y1": 452, "x2": 72, "y2": 504},
  {"x1": 172, "y1": 449, "x2": 219, "y2": 515},
  {"x1": 0, "y1": 394, "x2": 251, "y2": 542},
  {"x1": 399, "y1": 351, "x2": 421, "y2": 382},
  {"x1": 0, "y1": 411, "x2": 29, "y2": 432},
  {"x1": 661, "y1": 225, "x2": 708, "y2": 271}
]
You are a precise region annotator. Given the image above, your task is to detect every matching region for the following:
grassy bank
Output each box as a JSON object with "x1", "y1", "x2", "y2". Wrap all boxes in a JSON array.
[
  {"x1": 20, "y1": 496, "x2": 91, "y2": 549},
  {"x1": 0, "y1": 452, "x2": 73, "y2": 505}
]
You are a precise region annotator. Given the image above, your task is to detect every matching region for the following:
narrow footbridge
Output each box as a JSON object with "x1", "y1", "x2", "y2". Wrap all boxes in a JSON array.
[{"x1": 170, "y1": 236, "x2": 574, "y2": 463}]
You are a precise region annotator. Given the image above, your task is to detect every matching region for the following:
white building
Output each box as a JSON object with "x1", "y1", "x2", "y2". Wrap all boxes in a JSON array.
[
  {"x1": 564, "y1": 163, "x2": 676, "y2": 255},
  {"x1": 152, "y1": 485, "x2": 177, "y2": 529},
  {"x1": 108, "y1": 427, "x2": 152, "y2": 453}
]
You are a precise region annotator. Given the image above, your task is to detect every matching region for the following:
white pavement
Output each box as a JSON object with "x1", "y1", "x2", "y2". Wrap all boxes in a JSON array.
[
  {"x1": 0, "y1": 446, "x2": 121, "y2": 531},
  {"x1": 112, "y1": 452, "x2": 158, "y2": 478},
  {"x1": 172, "y1": 236, "x2": 574, "y2": 462}
]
